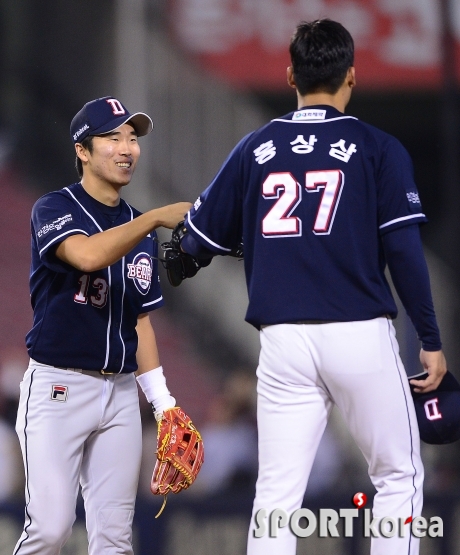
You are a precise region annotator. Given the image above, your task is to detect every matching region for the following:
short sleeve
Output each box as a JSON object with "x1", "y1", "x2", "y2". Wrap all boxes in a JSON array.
[
  {"x1": 377, "y1": 137, "x2": 427, "y2": 235},
  {"x1": 186, "y1": 135, "x2": 250, "y2": 253},
  {"x1": 32, "y1": 192, "x2": 89, "y2": 272}
]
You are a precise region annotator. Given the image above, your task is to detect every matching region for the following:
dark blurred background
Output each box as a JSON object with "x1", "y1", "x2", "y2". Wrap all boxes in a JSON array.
[{"x1": 0, "y1": 1, "x2": 459, "y2": 554}]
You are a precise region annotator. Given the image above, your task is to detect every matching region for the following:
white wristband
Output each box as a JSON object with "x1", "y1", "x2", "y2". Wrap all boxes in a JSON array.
[{"x1": 136, "y1": 366, "x2": 176, "y2": 420}]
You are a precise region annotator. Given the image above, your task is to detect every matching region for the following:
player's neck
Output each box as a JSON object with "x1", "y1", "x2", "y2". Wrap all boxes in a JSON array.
[
  {"x1": 296, "y1": 68, "x2": 355, "y2": 114},
  {"x1": 80, "y1": 177, "x2": 121, "y2": 207},
  {"x1": 297, "y1": 90, "x2": 350, "y2": 114}
]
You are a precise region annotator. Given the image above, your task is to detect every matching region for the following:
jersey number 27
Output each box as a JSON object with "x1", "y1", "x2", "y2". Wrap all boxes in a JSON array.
[{"x1": 262, "y1": 170, "x2": 344, "y2": 237}]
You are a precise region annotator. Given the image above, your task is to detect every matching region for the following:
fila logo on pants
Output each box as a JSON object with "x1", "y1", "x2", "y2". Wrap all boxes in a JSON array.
[{"x1": 51, "y1": 385, "x2": 68, "y2": 402}]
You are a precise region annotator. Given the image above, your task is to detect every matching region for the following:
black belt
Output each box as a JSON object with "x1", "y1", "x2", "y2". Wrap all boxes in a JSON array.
[{"x1": 55, "y1": 367, "x2": 117, "y2": 376}]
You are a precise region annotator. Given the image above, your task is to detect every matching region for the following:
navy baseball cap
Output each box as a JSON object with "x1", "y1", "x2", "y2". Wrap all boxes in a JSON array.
[
  {"x1": 411, "y1": 371, "x2": 460, "y2": 444},
  {"x1": 70, "y1": 96, "x2": 153, "y2": 144}
]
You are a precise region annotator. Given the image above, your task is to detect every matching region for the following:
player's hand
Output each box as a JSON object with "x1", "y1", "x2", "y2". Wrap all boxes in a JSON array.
[
  {"x1": 409, "y1": 349, "x2": 447, "y2": 394},
  {"x1": 154, "y1": 202, "x2": 192, "y2": 229}
]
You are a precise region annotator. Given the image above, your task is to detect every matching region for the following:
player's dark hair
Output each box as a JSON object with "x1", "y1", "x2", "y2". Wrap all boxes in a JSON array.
[
  {"x1": 289, "y1": 19, "x2": 354, "y2": 96},
  {"x1": 75, "y1": 135, "x2": 94, "y2": 179}
]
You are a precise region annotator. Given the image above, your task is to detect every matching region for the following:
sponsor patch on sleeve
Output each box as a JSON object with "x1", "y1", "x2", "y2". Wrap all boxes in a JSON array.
[
  {"x1": 406, "y1": 189, "x2": 421, "y2": 212},
  {"x1": 37, "y1": 214, "x2": 73, "y2": 239},
  {"x1": 406, "y1": 190, "x2": 421, "y2": 205},
  {"x1": 193, "y1": 197, "x2": 202, "y2": 211}
]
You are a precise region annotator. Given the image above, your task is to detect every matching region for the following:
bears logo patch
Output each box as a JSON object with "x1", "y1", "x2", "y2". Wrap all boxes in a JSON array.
[{"x1": 127, "y1": 252, "x2": 152, "y2": 295}]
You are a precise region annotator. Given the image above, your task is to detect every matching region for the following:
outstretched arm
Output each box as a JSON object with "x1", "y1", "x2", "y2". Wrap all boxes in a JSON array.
[{"x1": 55, "y1": 202, "x2": 192, "y2": 272}]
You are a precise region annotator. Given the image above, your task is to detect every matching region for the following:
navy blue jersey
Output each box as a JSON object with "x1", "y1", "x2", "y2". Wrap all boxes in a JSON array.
[
  {"x1": 26, "y1": 182, "x2": 164, "y2": 373},
  {"x1": 186, "y1": 105, "x2": 427, "y2": 329}
]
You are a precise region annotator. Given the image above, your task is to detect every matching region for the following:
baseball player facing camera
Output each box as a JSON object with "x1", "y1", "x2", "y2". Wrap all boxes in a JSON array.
[
  {"x1": 13, "y1": 97, "x2": 198, "y2": 555},
  {"x1": 177, "y1": 19, "x2": 447, "y2": 555}
]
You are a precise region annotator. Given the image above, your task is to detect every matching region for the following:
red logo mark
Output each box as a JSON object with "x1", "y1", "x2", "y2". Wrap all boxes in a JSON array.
[
  {"x1": 352, "y1": 492, "x2": 367, "y2": 508},
  {"x1": 405, "y1": 516, "x2": 413, "y2": 525}
]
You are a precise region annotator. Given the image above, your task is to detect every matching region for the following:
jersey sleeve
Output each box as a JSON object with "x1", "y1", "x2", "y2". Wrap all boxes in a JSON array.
[
  {"x1": 139, "y1": 231, "x2": 164, "y2": 313},
  {"x1": 382, "y1": 224, "x2": 441, "y2": 352},
  {"x1": 185, "y1": 135, "x2": 251, "y2": 254},
  {"x1": 376, "y1": 136, "x2": 427, "y2": 235},
  {"x1": 31, "y1": 192, "x2": 89, "y2": 272}
]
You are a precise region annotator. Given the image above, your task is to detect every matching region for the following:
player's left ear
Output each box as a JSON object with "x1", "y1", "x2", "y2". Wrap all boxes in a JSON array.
[
  {"x1": 287, "y1": 66, "x2": 297, "y2": 90},
  {"x1": 75, "y1": 143, "x2": 90, "y2": 163},
  {"x1": 347, "y1": 67, "x2": 356, "y2": 89}
]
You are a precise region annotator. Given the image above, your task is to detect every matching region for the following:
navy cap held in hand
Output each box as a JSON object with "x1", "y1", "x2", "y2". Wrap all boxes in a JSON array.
[{"x1": 411, "y1": 371, "x2": 460, "y2": 445}]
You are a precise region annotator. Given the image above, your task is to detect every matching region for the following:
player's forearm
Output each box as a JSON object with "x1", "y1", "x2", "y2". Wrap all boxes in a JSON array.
[
  {"x1": 58, "y1": 211, "x2": 162, "y2": 271},
  {"x1": 382, "y1": 225, "x2": 442, "y2": 351},
  {"x1": 135, "y1": 313, "x2": 161, "y2": 374},
  {"x1": 181, "y1": 232, "x2": 215, "y2": 258},
  {"x1": 56, "y1": 202, "x2": 191, "y2": 272},
  {"x1": 135, "y1": 313, "x2": 176, "y2": 418}
]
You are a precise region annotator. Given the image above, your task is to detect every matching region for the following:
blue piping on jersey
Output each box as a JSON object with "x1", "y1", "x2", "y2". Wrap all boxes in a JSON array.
[
  {"x1": 39, "y1": 229, "x2": 90, "y2": 255},
  {"x1": 186, "y1": 212, "x2": 232, "y2": 252},
  {"x1": 379, "y1": 213, "x2": 426, "y2": 230},
  {"x1": 143, "y1": 295, "x2": 163, "y2": 308},
  {"x1": 271, "y1": 116, "x2": 358, "y2": 124}
]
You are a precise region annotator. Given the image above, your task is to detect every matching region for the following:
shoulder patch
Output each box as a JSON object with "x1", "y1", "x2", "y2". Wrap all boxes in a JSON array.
[
  {"x1": 37, "y1": 214, "x2": 73, "y2": 239},
  {"x1": 406, "y1": 190, "x2": 421, "y2": 205}
]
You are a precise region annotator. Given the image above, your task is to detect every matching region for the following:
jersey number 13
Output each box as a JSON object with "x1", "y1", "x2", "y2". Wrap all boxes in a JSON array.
[{"x1": 74, "y1": 274, "x2": 109, "y2": 308}]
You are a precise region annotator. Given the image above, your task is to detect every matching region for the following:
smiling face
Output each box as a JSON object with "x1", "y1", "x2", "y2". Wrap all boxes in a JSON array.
[{"x1": 76, "y1": 122, "x2": 141, "y2": 197}]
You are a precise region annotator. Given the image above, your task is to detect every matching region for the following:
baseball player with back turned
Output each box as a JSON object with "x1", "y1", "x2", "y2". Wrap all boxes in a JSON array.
[
  {"x1": 177, "y1": 19, "x2": 447, "y2": 555},
  {"x1": 13, "y1": 97, "x2": 193, "y2": 555}
]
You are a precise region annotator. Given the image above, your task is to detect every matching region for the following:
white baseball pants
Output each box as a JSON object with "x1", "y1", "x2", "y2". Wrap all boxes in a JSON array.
[
  {"x1": 13, "y1": 360, "x2": 142, "y2": 555},
  {"x1": 247, "y1": 317, "x2": 423, "y2": 555}
]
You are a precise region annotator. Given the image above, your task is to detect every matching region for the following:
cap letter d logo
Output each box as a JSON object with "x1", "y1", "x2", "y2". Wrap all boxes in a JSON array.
[
  {"x1": 424, "y1": 398, "x2": 442, "y2": 421},
  {"x1": 106, "y1": 98, "x2": 125, "y2": 115}
]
